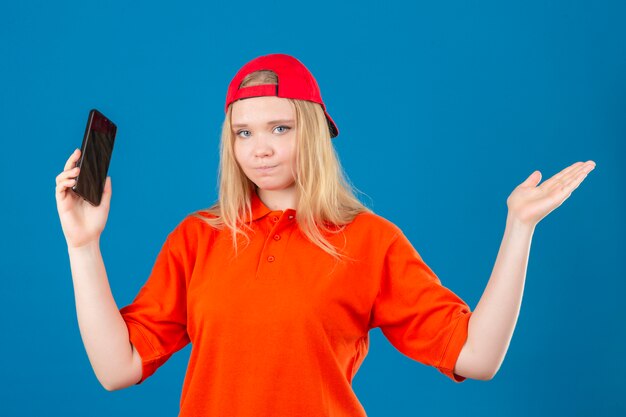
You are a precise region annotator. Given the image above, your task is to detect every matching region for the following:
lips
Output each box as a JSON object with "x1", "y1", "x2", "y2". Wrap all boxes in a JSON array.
[{"x1": 255, "y1": 165, "x2": 277, "y2": 170}]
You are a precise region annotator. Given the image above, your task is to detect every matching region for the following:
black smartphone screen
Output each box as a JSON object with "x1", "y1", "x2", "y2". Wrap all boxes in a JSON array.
[{"x1": 72, "y1": 109, "x2": 117, "y2": 206}]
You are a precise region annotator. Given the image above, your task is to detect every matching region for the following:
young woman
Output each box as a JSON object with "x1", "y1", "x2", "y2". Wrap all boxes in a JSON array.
[{"x1": 55, "y1": 53, "x2": 596, "y2": 416}]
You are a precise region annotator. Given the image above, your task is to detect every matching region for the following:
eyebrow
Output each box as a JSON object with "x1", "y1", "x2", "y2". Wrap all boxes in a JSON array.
[{"x1": 232, "y1": 119, "x2": 295, "y2": 128}]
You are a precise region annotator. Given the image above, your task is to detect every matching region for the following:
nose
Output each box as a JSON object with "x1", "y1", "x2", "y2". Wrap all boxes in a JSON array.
[{"x1": 253, "y1": 136, "x2": 274, "y2": 158}]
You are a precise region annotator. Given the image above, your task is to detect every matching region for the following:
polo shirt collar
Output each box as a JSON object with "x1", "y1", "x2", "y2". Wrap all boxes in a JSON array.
[
  {"x1": 250, "y1": 190, "x2": 272, "y2": 221},
  {"x1": 249, "y1": 190, "x2": 296, "y2": 222}
]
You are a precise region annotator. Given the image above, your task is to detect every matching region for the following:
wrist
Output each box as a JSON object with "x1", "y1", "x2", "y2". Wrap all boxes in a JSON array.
[
  {"x1": 506, "y1": 211, "x2": 537, "y2": 232},
  {"x1": 67, "y1": 239, "x2": 101, "y2": 256},
  {"x1": 505, "y1": 211, "x2": 536, "y2": 233}
]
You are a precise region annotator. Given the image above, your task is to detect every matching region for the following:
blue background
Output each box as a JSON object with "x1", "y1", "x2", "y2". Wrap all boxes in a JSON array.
[{"x1": 1, "y1": 0, "x2": 624, "y2": 416}]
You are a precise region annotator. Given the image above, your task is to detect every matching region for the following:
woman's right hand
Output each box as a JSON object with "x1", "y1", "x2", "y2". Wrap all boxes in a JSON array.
[{"x1": 55, "y1": 149, "x2": 113, "y2": 249}]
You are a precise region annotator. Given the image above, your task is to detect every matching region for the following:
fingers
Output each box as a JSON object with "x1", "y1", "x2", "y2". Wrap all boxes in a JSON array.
[
  {"x1": 543, "y1": 161, "x2": 595, "y2": 200},
  {"x1": 102, "y1": 176, "x2": 112, "y2": 196},
  {"x1": 56, "y1": 166, "x2": 80, "y2": 191},
  {"x1": 561, "y1": 161, "x2": 595, "y2": 191},
  {"x1": 543, "y1": 161, "x2": 594, "y2": 191},
  {"x1": 540, "y1": 161, "x2": 584, "y2": 189},
  {"x1": 521, "y1": 170, "x2": 541, "y2": 187},
  {"x1": 57, "y1": 149, "x2": 81, "y2": 182},
  {"x1": 557, "y1": 161, "x2": 595, "y2": 188},
  {"x1": 64, "y1": 148, "x2": 81, "y2": 171},
  {"x1": 56, "y1": 149, "x2": 82, "y2": 199},
  {"x1": 100, "y1": 177, "x2": 112, "y2": 205},
  {"x1": 56, "y1": 177, "x2": 77, "y2": 196}
]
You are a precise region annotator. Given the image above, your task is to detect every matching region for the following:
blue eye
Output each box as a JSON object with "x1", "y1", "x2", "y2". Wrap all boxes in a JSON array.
[
  {"x1": 235, "y1": 126, "x2": 292, "y2": 138},
  {"x1": 274, "y1": 125, "x2": 291, "y2": 134}
]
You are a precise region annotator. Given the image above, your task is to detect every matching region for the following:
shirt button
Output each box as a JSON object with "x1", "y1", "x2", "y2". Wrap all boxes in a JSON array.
[
  {"x1": 267, "y1": 255, "x2": 275, "y2": 262},
  {"x1": 288, "y1": 215, "x2": 294, "y2": 220},
  {"x1": 272, "y1": 216, "x2": 279, "y2": 222},
  {"x1": 273, "y1": 234, "x2": 281, "y2": 241}
]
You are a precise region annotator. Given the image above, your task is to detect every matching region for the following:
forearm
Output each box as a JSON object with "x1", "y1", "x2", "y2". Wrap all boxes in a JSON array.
[
  {"x1": 459, "y1": 213, "x2": 535, "y2": 379},
  {"x1": 68, "y1": 241, "x2": 139, "y2": 390}
]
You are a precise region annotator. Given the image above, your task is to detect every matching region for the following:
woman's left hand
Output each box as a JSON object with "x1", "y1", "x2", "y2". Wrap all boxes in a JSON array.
[{"x1": 506, "y1": 160, "x2": 596, "y2": 227}]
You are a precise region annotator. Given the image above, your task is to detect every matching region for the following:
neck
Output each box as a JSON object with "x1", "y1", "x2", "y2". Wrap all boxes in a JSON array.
[{"x1": 257, "y1": 186, "x2": 297, "y2": 211}]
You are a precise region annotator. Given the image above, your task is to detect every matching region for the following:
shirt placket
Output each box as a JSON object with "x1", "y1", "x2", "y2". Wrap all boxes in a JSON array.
[{"x1": 255, "y1": 210, "x2": 295, "y2": 281}]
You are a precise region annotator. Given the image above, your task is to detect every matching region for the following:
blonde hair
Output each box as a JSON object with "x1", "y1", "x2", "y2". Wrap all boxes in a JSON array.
[{"x1": 191, "y1": 70, "x2": 371, "y2": 260}]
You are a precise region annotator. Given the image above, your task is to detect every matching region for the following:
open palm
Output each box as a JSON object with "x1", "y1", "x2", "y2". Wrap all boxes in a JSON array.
[{"x1": 506, "y1": 161, "x2": 596, "y2": 227}]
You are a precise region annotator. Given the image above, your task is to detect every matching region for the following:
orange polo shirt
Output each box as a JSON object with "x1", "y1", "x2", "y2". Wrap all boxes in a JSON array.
[{"x1": 119, "y1": 191, "x2": 473, "y2": 416}]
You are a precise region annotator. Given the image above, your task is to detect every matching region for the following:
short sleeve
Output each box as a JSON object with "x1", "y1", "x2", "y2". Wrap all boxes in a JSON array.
[
  {"x1": 369, "y1": 231, "x2": 473, "y2": 383},
  {"x1": 119, "y1": 224, "x2": 192, "y2": 385}
]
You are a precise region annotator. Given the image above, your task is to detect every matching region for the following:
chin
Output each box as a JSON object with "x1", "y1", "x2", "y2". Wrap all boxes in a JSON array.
[
  {"x1": 253, "y1": 179, "x2": 296, "y2": 191},
  {"x1": 254, "y1": 183, "x2": 287, "y2": 191}
]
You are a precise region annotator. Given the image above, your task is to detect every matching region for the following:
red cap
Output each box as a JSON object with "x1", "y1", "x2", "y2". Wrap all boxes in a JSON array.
[{"x1": 225, "y1": 53, "x2": 339, "y2": 138}]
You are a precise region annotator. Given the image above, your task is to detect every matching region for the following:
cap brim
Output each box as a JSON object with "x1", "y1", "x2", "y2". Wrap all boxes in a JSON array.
[{"x1": 324, "y1": 111, "x2": 339, "y2": 138}]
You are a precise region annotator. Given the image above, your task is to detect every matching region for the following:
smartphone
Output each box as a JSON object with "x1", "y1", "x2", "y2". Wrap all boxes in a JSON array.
[{"x1": 71, "y1": 109, "x2": 117, "y2": 206}]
